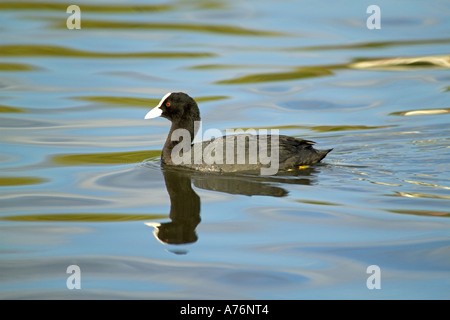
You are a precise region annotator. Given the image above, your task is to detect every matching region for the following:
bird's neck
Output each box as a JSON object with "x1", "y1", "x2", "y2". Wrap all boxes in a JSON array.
[{"x1": 162, "y1": 119, "x2": 200, "y2": 165}]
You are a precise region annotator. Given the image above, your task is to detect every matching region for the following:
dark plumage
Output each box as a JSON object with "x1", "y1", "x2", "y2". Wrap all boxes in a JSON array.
[{"x1": 145, "y1": 92, "x2": 332, "y2": 175}]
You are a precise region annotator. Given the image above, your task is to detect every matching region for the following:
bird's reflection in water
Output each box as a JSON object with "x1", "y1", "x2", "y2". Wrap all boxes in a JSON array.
[
  {"x1": 146, "y1": 167, "x2": 201, "y2": 247},
  {"x1": 146, "y1": 165, "x2": 320, "y2": 251}
]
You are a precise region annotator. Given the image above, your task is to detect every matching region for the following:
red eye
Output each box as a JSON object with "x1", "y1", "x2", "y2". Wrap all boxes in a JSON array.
[{"x1": 166, "y1": 102, "x2": 171, "y2": 107}]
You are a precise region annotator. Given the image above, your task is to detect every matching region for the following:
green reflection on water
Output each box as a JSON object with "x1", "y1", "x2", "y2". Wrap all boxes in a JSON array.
[
  {"x1": 0, "y1": 62, "x2": 39, "y2": 72},
  {"x1": 389, "y1": 108, "x2": 450, "y2": 116},
  {"x1": 0, "y1": 45, "x2": 215, "y2": 59},
  {"x1": 0, "y1": 105, "x2": 27, "y2": 113},
  {"x1": 188, "y1": 64, "x2": 251, "y2": 70},
  {"x1": 387, "y1": 209, "x2": 450, "y2": 217},
  {"x1": 47, "y1": 19, "x2": 284, "y2": 36},
  {"x1": 233, "y1": 124, "x2": 394, "y2": 132},
  {"x1": 2, "y1": 213, "x2": 168, "y2": 222},
  {"x1": 393, "y1": 191, "x2": 450, "y2": 200},
  {"x1": 289, "y1": 38, "x2": 450, "y2": 51},
  {"x1": 215, "y1": 66, "x2": 336, "y2": 84},
  {"x1": 215, "y1": 54, "x2": 450, "y2": 84},
  {"x1": 310, "y1": 125, "x2": 394, "y2": 132},
  {"x1": 350, "y1": 55, "x2": 450, "y2": 70},
  {"x1": 52, "y1": 150, "x2": 160, "y2": 166},
  {"x1": 0, "y1": 177, "x2": 46, "y2": 186},
  {"x1": 0, "y1": 2, "x2": 172, "y2": 13},
  {"x1": 296, "y1": 199, "x2": 341, "y2": 206},
  {"x1": 74, "y1": 95, "x2": 228, "y2": 107}
]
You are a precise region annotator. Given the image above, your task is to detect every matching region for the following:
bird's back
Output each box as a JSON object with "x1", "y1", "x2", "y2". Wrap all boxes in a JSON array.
[{"x1": 165, "y1": 134, "x2": 331, "y2": 175}]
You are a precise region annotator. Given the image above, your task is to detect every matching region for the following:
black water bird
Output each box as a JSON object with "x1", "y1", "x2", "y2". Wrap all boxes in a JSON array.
[{"x1": 145, "y1": 92, "x2": 332, "y2": 175}]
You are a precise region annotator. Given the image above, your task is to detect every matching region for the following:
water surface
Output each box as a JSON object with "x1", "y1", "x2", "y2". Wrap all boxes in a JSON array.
[{"x1": 0, "y1": 0, "x2": 449, "y2": 299}]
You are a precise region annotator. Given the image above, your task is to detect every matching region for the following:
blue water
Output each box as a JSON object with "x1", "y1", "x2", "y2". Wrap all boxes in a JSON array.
[{"x1": 0, "y1": 0, "x2": 449, "y2": 299}]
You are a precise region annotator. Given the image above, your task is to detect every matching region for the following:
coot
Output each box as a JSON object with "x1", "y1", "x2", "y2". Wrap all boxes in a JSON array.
[{"x1": 145, "y1": 92, "x2": 332, "y2": 175}]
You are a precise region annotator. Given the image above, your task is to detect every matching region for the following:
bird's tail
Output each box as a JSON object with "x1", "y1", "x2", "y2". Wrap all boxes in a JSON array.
[{"x1": 318, "y1": 148, "x2": 333, "y2": 162}]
